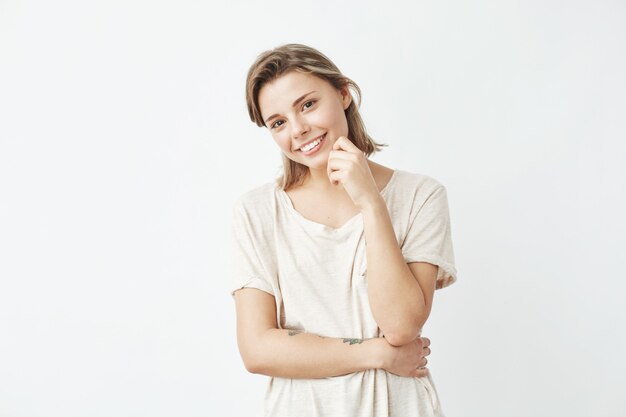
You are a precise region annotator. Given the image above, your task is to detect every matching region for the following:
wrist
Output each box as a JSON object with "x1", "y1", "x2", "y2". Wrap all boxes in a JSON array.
[
  {"x1": 368, "y1": 337, "x2": 390, "y2": 370},
  {"x1": 359, "y1": 194, "x2": 387, "y2": 217}
]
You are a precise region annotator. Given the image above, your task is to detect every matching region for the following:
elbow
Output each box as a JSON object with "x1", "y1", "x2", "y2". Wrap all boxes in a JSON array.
[
  {"x1": 243, "y1": 354, "x2": 267, "y2": 375},
  {"x1": 239, "y1": 345, "x2": 264, "y2": 374},
  {"x1": 238, "y1": 330, "x2": 268, "y2": 374},
  {"x1": 383, "y1": 318, "x2": 427, "y2": 347},
  {"x1": 243, "y1": 357, "x2": 259, "y2": 374},
  {"x1": 241, "y1": 346, "x2": 273, "y2": 376},
  {"x1": 239, "y1": 351, "x2": 255, "y2": 373},
  {"x1": 384, "y1": 331, "x2": 417, "y2": 347}
]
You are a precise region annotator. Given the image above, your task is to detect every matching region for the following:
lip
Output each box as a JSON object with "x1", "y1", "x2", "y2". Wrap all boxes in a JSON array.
[
  {"x1": 298, "y1": 133, "x2": 326, "y2": 156},
  {"x1": 295, "y1": 133, "x2": 326, "y2": 152}
]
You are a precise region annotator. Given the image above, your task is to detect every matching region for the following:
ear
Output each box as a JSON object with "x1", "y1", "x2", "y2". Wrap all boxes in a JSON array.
[{"x1": 340, "y1": 85, "x2": 352, "y2": 110}]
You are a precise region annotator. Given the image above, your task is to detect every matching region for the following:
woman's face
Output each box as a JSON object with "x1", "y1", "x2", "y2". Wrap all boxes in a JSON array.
[{"x1": 258, "y1": 71, "x2": 352, "y2": 171}]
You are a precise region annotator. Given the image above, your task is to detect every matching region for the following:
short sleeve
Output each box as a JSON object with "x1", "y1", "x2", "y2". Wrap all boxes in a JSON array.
[
  {"x1": 401, "y1": 184, "x2": 457, "y2": 289},
  {"x1": 229, "y1": 201, "x2": 275, "y2": 298}
]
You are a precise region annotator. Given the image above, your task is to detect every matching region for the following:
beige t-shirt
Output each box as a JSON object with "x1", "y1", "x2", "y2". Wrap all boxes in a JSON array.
[{"x1": 230, "y1": 169, "x2": 457, "y2": 417}]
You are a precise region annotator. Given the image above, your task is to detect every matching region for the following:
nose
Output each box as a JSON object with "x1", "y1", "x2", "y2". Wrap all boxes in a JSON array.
[{"x1": 290, "y1": 114, "x2": 310, "y2": 139}]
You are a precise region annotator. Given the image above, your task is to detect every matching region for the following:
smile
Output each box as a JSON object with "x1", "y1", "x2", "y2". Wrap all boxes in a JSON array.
[{"x1": 298, "y1": 133, "x2": 326, "y2": 155}]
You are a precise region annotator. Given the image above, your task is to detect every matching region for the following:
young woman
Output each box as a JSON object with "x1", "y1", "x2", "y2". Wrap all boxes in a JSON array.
[{"x1": 230, "y1": 43, "x2": 458, "y2": 417}]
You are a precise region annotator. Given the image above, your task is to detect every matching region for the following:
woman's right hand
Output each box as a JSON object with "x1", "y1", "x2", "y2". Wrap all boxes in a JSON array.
[{"x1": 377, "y1": 335, "x2": 431, "y2": 378}]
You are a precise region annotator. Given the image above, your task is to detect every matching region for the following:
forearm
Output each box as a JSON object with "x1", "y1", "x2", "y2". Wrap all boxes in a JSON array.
[
  {"x1": 250, "y1": 328, "x2": 383, "y2": 379},
  {"x1": 361, "y1": 196, "x2": 426, "y2": 345}
]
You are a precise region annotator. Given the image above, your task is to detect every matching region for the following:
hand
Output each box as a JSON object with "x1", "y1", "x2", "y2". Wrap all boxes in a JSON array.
[
  {"x1": 326, "y1": 136, "x2": 380, "y2": 210},
  {"x1": 378, "y1": 335, "x2": 431, "y2": 378}
]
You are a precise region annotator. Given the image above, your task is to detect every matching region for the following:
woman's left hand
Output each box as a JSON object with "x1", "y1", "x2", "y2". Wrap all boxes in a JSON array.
[{"x1": 327, "y1": 136, "x2": 382, "y2": 210}]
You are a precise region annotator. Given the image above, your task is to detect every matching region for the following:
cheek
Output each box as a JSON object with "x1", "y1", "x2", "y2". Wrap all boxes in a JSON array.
[
  {"x1": 273, "y1": 134, "x2": 292, "y2": 151},
  {"x1": 324, "y1": 101, "x2": 348, "y2": 122},
  {"x1": 326, "y1": 107, "x2": 349, "y2": 132}
]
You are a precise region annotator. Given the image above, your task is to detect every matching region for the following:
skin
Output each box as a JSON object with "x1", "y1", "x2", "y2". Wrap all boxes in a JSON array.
[
  {"x1": 259, "y1": 70, "x2": 394, "y2": 226},
  {"x1": 256, "y1": 70, "x2": 433, "y2": 377},
  {"x1": 259, "y1": 70, "x2": 353, "y2": 192}
]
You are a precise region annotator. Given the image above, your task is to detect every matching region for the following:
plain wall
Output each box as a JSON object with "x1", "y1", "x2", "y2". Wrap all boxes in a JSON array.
[{"x1": 1, "y1": 0, "x2": 624, "y2": 416}]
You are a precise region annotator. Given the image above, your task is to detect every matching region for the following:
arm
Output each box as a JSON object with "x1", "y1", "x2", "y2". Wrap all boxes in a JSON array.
[
  {"x1": 253, "y1": 328, "x2": 383, "y2": 378},
  {"x1": 233, "y1": 287, "x2": 385, "y2": 379},
  {"x1": 361, "y1": 197, "x2": 437, "y2": 347}
]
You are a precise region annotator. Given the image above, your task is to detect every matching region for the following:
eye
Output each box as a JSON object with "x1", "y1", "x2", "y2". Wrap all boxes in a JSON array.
[
  {"x1": 270, "y1": 120, "x2": 284, "y2": 129},
  {"x1": 269, "y1": 100, "x2": 316, "y2": 129}
]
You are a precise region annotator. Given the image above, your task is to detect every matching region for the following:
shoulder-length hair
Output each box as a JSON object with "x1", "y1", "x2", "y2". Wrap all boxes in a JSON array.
[{"x1": 245, "y1": 43, "x2": 388, "y2": 191}]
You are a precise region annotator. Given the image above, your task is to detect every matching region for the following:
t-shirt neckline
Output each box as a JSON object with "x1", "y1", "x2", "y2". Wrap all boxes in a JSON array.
[{"x1": 276, "y1": 169, "x2": 398, "y2": 234}]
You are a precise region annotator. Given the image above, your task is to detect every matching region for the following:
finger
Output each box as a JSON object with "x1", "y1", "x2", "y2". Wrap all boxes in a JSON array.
[
  {"x1": 328, "y1": 149, "x2": 359, "y2": 161},
  {"x1": 423, "y1": 347, "x2": 431, "y2": 356},
  {"x1": 327, "y1": 158, "x2": 351, "y2": 172},
  {"x1": 327, "y1": 159, "x2": 350, "y2": 185},
  {"x1": 414, "y1": 367, "x2": 429, "y2": 378},
  {"x1": 328, "y1": 170, "x2": 342, "y2": 185},
  {"x1": 332, "y1": 136, "x2": 344, "y2": 150},
  {"x1": 421, "y1": 337, "x2": 430, "y2": 348},
  {"x1": 333, "y1": 136, "x2": 358, "y2": 152}
]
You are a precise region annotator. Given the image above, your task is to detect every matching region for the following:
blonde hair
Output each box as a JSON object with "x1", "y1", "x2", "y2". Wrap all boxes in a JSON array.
[{"x1": 245, "y1": 43, "x2": 388, "y2": 191}]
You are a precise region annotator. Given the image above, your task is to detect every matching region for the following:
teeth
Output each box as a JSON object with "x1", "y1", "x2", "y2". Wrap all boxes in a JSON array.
[
  {"x1": 301, "y1": 135, "x2": 323, "y2": 152},
  {"x1": 302, "y1": 139, "x2": 320, "y2": 152}
]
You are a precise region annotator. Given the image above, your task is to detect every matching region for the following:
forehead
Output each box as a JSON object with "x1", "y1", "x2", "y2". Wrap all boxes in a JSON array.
[{"x1": 258, "y1": 71, "x2": 332, "y2": 113}]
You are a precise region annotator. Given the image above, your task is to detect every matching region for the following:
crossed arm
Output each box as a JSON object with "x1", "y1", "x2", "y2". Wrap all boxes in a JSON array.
[
  {"x1": 234, "y1": 288, "x2": 384, "y2": 379},
  {"x1": 233, "y1": 288, "x2": 432, "y2": 379},
  {"x1": 233, "y1": 195, "x2": 438, "y2": 378}
]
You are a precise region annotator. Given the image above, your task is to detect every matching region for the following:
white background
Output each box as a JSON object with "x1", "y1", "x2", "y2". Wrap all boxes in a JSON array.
[{"x1": 1, "y1": 0, "x2": 625, "y2": 416}]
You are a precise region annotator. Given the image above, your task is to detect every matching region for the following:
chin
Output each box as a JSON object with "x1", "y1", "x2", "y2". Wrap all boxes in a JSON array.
[
  {"x1": 306, "y1": 163, "x2": 327, "y2": 171},
  {"x1": 302, "y1": 151, "x2": 330, "y2": 164},
  {"x1": 286, "y1": 149, "x2": 327, "y2": 164}
]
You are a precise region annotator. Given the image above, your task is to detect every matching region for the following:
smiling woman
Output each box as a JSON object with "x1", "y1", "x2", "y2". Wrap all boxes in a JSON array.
[
  {"x1": 230, "y1": 43, "x2": 458, "y2": 417},
  {"x1": 258, "y1": 71, "x2": 349, "y2": 172}
]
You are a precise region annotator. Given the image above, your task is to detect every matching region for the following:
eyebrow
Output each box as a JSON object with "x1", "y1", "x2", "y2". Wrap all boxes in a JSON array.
[{"x1": 263, "y1": 91, "x2": 317, "y2": 124}]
